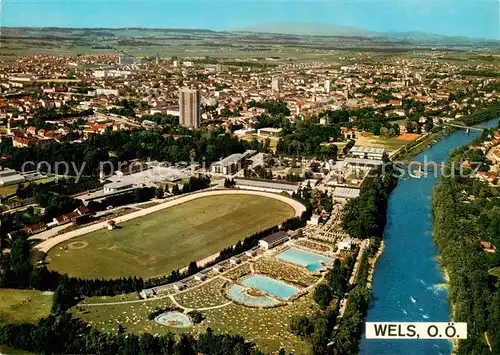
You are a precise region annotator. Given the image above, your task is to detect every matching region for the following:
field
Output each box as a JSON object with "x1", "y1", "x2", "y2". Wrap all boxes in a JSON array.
[
  {"x1": 397, "y1": 133, "x2": 421, "y2": 141},
  {"x1": 75, "y1": 287, "x2": 318, "y2": 353},
  {"x1": 47, "y1": 194, "x2": 295, "y2": 279},
  {"x1": 0, "y1": 289, "x2": 53, "y2": 326},
  {"x1": 354, "y1": 131, "x2": 413, "y2": 151}
]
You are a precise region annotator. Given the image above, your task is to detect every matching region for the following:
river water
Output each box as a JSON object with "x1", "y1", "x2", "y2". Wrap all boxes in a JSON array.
[{"x1": 360, "y1": 119, "x2": 499, "y2": 355}]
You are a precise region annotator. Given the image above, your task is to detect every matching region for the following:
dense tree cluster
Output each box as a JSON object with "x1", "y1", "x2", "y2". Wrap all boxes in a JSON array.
[
  {"x1": 460, "y1": 100, "x2": 500, "y2": 126},
  {"x1": 341, "y1": 165, "x2": 398, "y2": 239},
  {"x1": 289, "y1": 255, "x2": 356, "y2": 354},
  {"x1": 0, "y1": 127, "x2": 262, "y2": 176},
  {"x1": 277, "y1": 120, "x2": 339, "y2": 158},
  {"x1": 313, "y1": 259, "x2": 350, "y2": 309},
  {"x1": 134, "y1": 113, "x2": 179, "y2": 126},
  {"x1": 247, "y1": 100, "x2": 291, "y2": 116},
  {"x1": 0, "y1": 313, "x2": 258, "y2": 355},
  {"x1": 252, "y1": 114, "x2": 291, "y2": 130},
  {"x1": 433, "y1": 143, "x2": 500, "y2": 354}
]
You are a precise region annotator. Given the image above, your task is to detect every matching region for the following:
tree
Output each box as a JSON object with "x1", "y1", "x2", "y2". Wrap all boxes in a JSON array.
[
  {"x1": 289, "y1": 315, "x2": 313, "y2": 339},
  {"x1": 313, "y1": 284, "x2": 333, "y2": 309},
  {"x1": 187, "y1": 310, "x2": 204, "y2": 324},
  {"x1": 310, "y1": 162, "x2": 320, "y2": 173},
  {"x1": 155, "y1": 186, "x2": 164, "y2": 199},
  {"x1": 187, "y1": 261, "x2": 198, "y2": 275}
]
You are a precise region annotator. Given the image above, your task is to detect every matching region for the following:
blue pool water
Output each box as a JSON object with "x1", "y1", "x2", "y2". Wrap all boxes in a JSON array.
[
  {"x1": 360, "y1": 119, "x2": 499, "y2": 355},
  {"x1": 275, "y1": 247, "x2": 334, "y2": 271},
  {"x1": 226, "y1": 284, "x2": 278, "y2": 307},
  {"x1": 242, "y1": 274, "x2": 299, "y2": 300}
]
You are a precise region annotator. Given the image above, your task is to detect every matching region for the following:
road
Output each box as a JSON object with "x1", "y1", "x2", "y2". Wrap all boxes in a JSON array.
[{"x1": 35, "y1": 189, "x2": 306, "y2": 253}]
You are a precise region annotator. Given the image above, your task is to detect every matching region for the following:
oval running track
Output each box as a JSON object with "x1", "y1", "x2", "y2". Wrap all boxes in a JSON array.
[{"x1": 35, "y1": 189, "x2": 306, "y2": 253}]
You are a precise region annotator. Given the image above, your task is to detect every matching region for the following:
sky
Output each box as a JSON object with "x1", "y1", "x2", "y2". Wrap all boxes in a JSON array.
[{"x1": 1, "y1": 0, "x2": 499, "y2": 39}]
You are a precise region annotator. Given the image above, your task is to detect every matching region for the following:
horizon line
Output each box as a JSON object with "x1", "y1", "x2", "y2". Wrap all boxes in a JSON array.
[{"x1": 1, "y1": 24, "x2": 499, "y2": 41}]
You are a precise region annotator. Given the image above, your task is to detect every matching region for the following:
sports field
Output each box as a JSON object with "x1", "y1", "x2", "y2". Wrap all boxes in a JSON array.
[{"x1": 47, "y1": 194, "x2": 295, "y2": 279}]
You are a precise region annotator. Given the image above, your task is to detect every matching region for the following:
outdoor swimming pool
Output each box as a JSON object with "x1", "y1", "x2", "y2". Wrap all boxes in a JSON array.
[
  {"x1": 275, "y1": 247, "x2": 334, "y2": 271},
  {"x1": 154, "y1": 311, "x2": 193, "y2": 328},
  {"x1": 227, "y1": 284, "x2": 278, "y2": 307},
  {"x1": 242, "y1": 274, "x2": 299, "y2": 300}
]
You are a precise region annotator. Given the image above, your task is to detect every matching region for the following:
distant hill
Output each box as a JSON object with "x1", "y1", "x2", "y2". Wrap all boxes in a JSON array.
[
  {"x1": 233, "y1": 22, "x2": 381, "y2": 37},
  {"x1": 232, "y1": 22, "x2": 498, "y2": 43}
]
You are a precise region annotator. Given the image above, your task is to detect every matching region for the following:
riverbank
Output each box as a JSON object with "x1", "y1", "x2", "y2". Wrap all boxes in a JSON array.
[
  {"x1": 439, "y1": 267, "x2": 458, "y2": 354},
  {"x1": 367, "y1": 240, "x2": 384, "y2": 285},
  {"x1": 431, "y1": 118, "x2": 500, "y2": 354},
  {"x1": 361, "y1": 118, "x2": 500, "y2": 355},
  {"x1": 393, "y1": 127, "x2": 453, "y2": 161}
]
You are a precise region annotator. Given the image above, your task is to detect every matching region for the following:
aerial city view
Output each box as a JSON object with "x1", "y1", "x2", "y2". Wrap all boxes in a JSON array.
[{"x1": 0, "y1": 0, "x2": 499, "y2": 354}]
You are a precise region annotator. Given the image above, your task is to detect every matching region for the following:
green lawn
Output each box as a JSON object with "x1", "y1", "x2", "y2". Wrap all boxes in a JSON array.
[
  {"x1": 0, "y1": 345, "x2": 35, "y2": 355},
  {"x1": 488, "y1": 267, "x2": 500, "y2": 277},
  {"x1": 74, "y1": 289, "x2": 317, "y2": 354},
  {"x1": 0, "y1": 289, "x2": 53, "y2": 326},
  {"x1": 47, "y1": 194, "x2": 295, "y2": 279},
  {"x1": 138, "y1": 201, "x2": 161, "y2": 209},
  {"x1": 73, "y1": 297, "x2": 179, "y2": 335}
]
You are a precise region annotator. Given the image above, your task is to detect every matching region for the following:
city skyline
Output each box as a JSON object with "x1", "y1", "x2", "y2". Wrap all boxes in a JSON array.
[{"x1": 2, "y1": 0, "x2": 499, "y2": 39}]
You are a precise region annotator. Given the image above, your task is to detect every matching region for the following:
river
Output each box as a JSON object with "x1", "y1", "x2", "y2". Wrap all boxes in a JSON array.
[{"x1": 360, "y1": 118, "x2": 499, "y2": 355}]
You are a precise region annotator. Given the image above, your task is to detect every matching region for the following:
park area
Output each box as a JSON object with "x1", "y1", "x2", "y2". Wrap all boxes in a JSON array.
[
  {"x1": 46, "y1": 194, "x2": 295, "y2": 279},
  {"x1": 0, "y1": 289, "x2": 53, "y2": 326},
  {"x1": 74, "y1": 287, "x2": 318, "y2": 354}
]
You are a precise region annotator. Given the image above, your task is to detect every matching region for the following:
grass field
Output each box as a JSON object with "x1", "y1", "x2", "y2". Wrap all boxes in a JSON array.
[
  {"x1": 0, "y1": 345, "x2": 34, "y2": 355},
  {"x1": 489, "y1": 267, "x2": 500, "y2": 277},
  {"x1": 74, "y1": 288, "x2": 317, "y2": 353},
  {"x1": 47, "y1": 194, "x2": 295, "y2": 279},
  {"x1": 354, "y1": 131, "x2": 412, "y2": 151},
  {"x1": 0, "y1": 289, "x2": 53, "y2": 326}
]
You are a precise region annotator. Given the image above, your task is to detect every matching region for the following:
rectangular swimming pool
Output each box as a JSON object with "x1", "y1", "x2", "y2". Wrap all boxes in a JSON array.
[
  {"x1": 275, "y1": 247, "x2": 334, "y2": 271},
  {"x1": 241, "y1": 274, "x2": 299, "y2": 300}
]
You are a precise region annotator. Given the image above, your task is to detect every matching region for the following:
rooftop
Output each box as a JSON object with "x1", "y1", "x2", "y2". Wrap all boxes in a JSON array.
[
  {"x1": 350, "y1": 146, "x2": 387, "y2": 155},
  {"x1": 332, "y1": 187, "x2": 361, "y2": 199},
  {"x1": 344, "y1": 158, "x2": 385, "y2": 166},
  {"x1": 261, "y1": 231, "x2": 289, "y2": 244},
  {"x1": 234, "y1": 178, "x2": 300, "y2": 191}
]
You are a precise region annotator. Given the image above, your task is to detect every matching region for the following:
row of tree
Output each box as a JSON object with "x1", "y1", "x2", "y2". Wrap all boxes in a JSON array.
[
  {"x1": 289, "y1": 252, "x2": 357, "y2": 354},
  {"x1": 341, "y1": 164, "x2": 398, "y2": 239},
  {"x1": 432, "y1": 139, "x2": 500, "y2": 354},
  {"x1": 0, "y1": 127, "x2": 265, "y2": 176},
  {"x1": 0, "y1": 312, "x2": 259, "y2": 355}
]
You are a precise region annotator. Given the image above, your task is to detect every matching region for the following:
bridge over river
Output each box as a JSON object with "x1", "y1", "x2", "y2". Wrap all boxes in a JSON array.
[{"x1": 444, "y1": 123, "x2": 486, "y2": 132}]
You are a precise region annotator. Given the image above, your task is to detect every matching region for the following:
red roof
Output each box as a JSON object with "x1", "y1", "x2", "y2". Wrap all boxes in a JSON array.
[
  {"x1": 23, "y1": 223, "x2": 47, "y2": 234},
  {"x1": 481, "y1": 241, "x2": 495, "y2": 250}
]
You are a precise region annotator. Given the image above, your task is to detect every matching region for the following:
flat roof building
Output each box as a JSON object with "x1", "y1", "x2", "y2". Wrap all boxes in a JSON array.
[
  {"x1": 344, "y1": 158, "x2": 384, "y2": 169},
  {"x1": 140, "y1": 288, "x2": 155, "y2": 299},
  {"x1": 257, "y1": 127, "x2": 282, "y2": 138},
  {"x1": 259, "y1": 231, "x2": 290, "y2": 250},
  {"x1": 349, "y1": 146, "x2": 386, "y2": 160},
  {"x1": 0, "y1": 168, "x2": 25, "y2": 186},
  {"x1": 234, "y1": 178, "x2": 300, "y2": 195},
  {"x1": 103, "y1": 181, "x2": 135, "y2": 193},
  {"x1": 211, "y1": 150, "x2": 256, "y2": 175},
  {"x1": 338, "y1": 237, "x2": 353, "y2": 251},
  {"x1": 332, "y1": 187, "x2": 361, "y2": 200}
]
